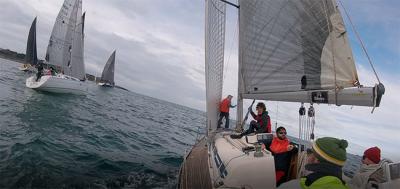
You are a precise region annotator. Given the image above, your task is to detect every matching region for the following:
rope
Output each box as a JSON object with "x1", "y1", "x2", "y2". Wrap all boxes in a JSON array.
[{"x1": 338, "y1": 0, "x2": 381, "y2": 84}]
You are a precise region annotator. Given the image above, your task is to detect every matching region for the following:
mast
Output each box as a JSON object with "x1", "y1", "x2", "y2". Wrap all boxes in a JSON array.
[{"x1": 235, "y1": 1, "x2": 243, "y2": 130}]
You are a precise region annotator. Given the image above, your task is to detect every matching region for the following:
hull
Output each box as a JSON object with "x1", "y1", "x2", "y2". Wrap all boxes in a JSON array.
[
  {"x1": 179, "y1": 130, "x2": 280, "y2": 189},
  {"x1": 26, "y1": 75, "x2": 87, "y2": 95},
  {"x1": 97, "y1": 82, "x2": 114, "y2": 87},
  {"x1": 19, "y1": 64, "x2": 35, "y2": 72}
]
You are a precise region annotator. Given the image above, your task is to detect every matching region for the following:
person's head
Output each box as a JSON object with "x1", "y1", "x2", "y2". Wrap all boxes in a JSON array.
[
  {"x1": 227, "y1": 95, "x2": 233, "y2": 100},
  {"x1": 276, "y1": 127, "x2": 287, "y2": 140},
  {"x1": 255, "y1": 102, "x2": 266, "y2": 114},
  {"x1": 362, "y1": 147, "x2": 381, "y2": 165},
  {"x1": 308, "y1": 137, "x2": 348, "y2": 167}
]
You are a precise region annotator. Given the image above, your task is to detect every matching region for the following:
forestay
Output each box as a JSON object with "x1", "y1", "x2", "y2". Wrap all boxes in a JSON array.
[{"x1": 205, "y1": 0, "x2": 226, "y2": 132}]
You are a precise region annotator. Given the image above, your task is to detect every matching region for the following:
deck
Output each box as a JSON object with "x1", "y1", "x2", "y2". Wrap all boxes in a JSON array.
[{"x1": 178, "y1": 137, "x2": 213, "y2": 189}]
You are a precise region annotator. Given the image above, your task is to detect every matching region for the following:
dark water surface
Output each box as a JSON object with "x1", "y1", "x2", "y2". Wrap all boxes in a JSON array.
[
  {"x1": 0, "y1": 58, "x2": 204, "y2": 188},
  {"x1": 0, "y1": 58, "x2": 359, "y2": 188}
]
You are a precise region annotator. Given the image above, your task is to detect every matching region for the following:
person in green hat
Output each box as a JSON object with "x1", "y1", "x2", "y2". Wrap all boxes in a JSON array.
[{"x1": 278, "y1": 137, "x2": 349, "y2": 189}]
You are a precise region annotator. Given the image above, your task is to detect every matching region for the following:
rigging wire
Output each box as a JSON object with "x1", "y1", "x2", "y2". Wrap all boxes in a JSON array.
[{"x1": 338, "y1": 0, "x2": 381, "y2": 84}]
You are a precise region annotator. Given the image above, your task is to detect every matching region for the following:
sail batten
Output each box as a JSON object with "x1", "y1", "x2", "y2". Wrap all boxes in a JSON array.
[{"x1": 239, "y1": 0, "x2": 358, "y2": 98}]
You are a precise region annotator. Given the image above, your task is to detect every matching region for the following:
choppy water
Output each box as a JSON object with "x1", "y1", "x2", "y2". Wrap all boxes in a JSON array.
[
  {"x1": 0, "y1": 58, "x2": 360, "y2": 188},
  {"x1": 0, "y1": 58, "x2": 205, "y2": 188}
]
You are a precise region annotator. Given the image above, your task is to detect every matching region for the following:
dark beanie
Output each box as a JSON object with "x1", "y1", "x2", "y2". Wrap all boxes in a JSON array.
[{"x1": 312, "y1": 137, "x2": 348, "y2": 166}]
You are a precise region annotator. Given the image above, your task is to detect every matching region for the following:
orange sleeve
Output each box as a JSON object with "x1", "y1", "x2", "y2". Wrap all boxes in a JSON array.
[{"x1": 270, "y1": 138, "x2": 289, "y2": 154}]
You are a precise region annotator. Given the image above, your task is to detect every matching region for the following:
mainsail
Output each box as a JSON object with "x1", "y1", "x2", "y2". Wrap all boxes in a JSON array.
[
  {"x1": 237, "y1": 0, "x2": 383, "y2": 107},
  {"x1": 205, "y1": 0, "x2": 226, "y2": 131},
  {"x1": 68, "y1": 1, "x2": 85, "y2": 80},
  {"x1": 45, "y1": 0, "x2": 84, "y2": 79},
  {"x1": 25, "y1": 17, "x2": 38, "y2": 66},
  {"x1": 100, "y1": 50, "x2": 116, "y2": 86}
]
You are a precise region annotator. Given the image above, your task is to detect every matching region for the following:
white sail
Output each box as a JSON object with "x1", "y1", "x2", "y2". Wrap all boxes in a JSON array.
[
  {"x1": 100, "y1": 50, "x2": 116, "y2": 86},
  {"x1": 205, "y1": 0, "x2": 226, "y2": 132},
  {"x1": 45, "y1": 0, "x2": 78, "y2": 71},
  {"x1": 237, "y1": 0, "x2": 383, "y2": 107},
  {"x1": 68, "y1": 1, "x2": 85, "y2": 80}
]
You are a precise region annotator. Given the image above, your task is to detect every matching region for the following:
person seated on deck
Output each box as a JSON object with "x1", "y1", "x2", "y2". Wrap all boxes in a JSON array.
[
  {"x1": 50, "y1": 67, "x2": 57, "y2": 76},
  {"x1": 268, "y1": 126, "x2": 295, "y2": 186},
  {"x1": 278, "y1": 137, "x2": 349, "y2": 189},
  {"x1": 348, "y1": 146, "x2": 388, "y2": 189},
  {"x1": 231, "y1": 102, "x2": 271, "y2": 139}
]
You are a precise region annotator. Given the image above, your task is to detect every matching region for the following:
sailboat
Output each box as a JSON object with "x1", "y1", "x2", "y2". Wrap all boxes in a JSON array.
[
  {"x1": 19, "y1": 17, "x2": 38, "y2": 72},
  {"x1": 26, "y1": 0, "x2": 87, "y2": 95},
  {"x1": 98, "y1": 50, "x2": 116, "y2": 87},
  {"x1": 178, "y1": 0, "x2": 396, "y2": 188}
]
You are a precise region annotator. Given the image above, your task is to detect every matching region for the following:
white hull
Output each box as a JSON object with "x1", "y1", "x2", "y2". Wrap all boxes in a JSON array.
[
  {"x1": 208, "y1": 131, "x2": 276, "y2": 188},
  {"x1": 179, "y1": 130, "x2": 288, "y2": 189},
  {"x1": 97, "y1": 82, "x2": 113, "y2": 87},
  {"x1": 26, "y1": 75, "x2": 87, "y2": 95}
]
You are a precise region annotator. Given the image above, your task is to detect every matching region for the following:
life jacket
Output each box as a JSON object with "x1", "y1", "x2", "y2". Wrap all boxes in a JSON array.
[
  {"x1": 219, "y1": 98, "x2": 231, "y2": 113},
  {"x1": 300, "y1": 176, "x2": 349, "y2": 189},
  {"x1": 270, "y1": 136, "x2": 290, "y2": 154}
]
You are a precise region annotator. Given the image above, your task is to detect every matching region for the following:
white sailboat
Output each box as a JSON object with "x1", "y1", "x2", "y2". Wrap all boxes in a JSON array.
[
  {"x1": 19, "y1": 17, "x2": 38, "y2": 72},
  {"x1": 98, "y1": 50, "x2": 116, "y2": 87},
  {"x1": 178, "y1": 0, "x2": 397, "y2": 189},
  {"x1": 26, "y1": 0, "x2": 87, "y2": 95}
]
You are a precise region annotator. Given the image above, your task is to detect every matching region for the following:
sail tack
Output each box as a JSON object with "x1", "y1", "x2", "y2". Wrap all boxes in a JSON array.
[
  {"x1": 239, "y1": 0, "x2": 358, "y2": 95},
  {"x1": 26, "y1": 17, "x2": 38, "y2": 66},
  {"x1": 100, "y1": 50, "x2": 116, "y2": 86}
]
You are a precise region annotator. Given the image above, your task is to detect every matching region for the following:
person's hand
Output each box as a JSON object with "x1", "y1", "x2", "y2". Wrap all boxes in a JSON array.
[{"x1": 287, "y1": 145, "x2": 294, "y2": 151}]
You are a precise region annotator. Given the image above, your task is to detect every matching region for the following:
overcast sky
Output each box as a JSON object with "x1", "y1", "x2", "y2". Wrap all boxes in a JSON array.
[{"x1": 0, "y1": 0, "x2": 399, "y2": 160}]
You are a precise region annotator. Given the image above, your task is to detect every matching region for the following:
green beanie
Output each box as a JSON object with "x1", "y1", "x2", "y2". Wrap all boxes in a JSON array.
[{"x1": 312, "y1": 137, "x2": 348, "y2": 166}]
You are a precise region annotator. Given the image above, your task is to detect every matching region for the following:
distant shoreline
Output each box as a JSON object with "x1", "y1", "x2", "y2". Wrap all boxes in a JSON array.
[{"x1": 0, "y1": 48, "x2": 27, "y2": 64}]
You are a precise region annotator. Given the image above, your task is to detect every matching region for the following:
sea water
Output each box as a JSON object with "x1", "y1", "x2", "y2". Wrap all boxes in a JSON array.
[{"x1": 0, "y1": 58, "x2": 360, "y2": 188}]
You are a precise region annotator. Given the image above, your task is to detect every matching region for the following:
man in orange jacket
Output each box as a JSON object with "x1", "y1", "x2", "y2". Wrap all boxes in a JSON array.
[
  {"x1": 217, "y1": 95, "x2": 236, "y2": 129},
  {"x1": 270, "y1": 126, "x2": 294, "y2": 186}
]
